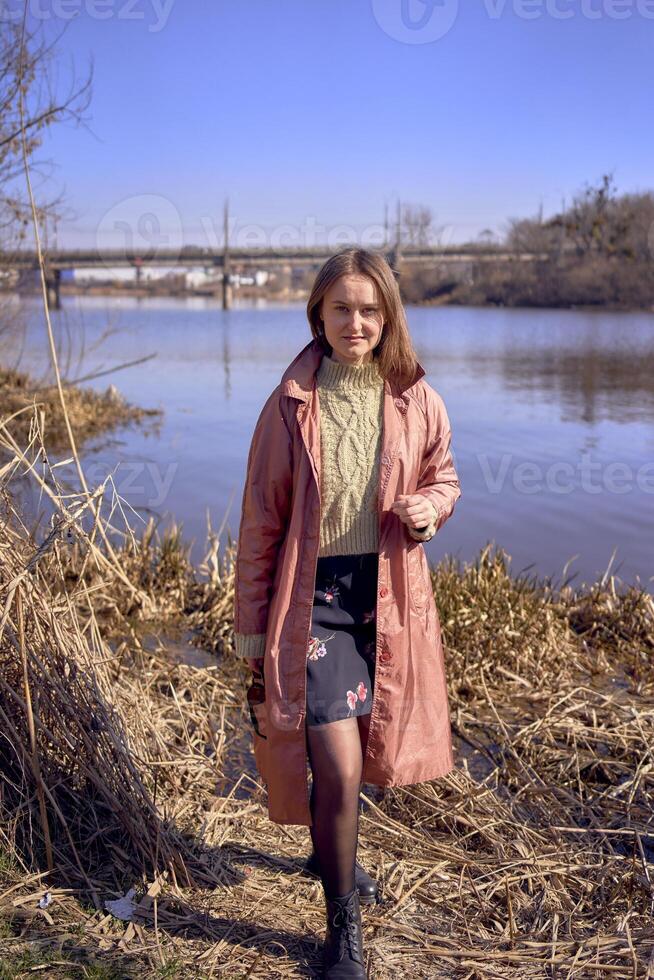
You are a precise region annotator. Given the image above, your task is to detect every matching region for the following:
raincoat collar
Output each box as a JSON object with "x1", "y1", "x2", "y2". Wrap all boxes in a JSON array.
[{"x1": 280, "y1": 337, "x2": 425, "y2": 401}]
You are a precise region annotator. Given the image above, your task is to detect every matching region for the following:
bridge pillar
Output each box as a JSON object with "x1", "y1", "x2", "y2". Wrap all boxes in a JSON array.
[
  {"x1": 389, "y1": 244, "x2": 403, "y2": 283},
  {"x1": 222, "y1": 267, "x2": 232, "y2": 309},
  {"x1": 389, "y1": 199, "x2": 403, "y2": 280},
  {"x1": 46, "y1": 268, "x2": 61, "y2": 310},
  {"x1": 222, "y1": 197, "x2": 232, "y2": 309}
]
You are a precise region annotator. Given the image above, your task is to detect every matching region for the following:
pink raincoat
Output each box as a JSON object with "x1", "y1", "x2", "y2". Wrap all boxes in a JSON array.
[{"x1": 234, "y1": 338, "x2": 461, "y2": 825}]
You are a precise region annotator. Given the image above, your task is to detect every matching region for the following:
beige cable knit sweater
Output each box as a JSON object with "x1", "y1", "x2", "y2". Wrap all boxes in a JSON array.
[
  {"x1": 315, "y1": 352, "x2": 385, "y2": 557},
  {"x1": 234, "y1": 353, "x2": 436, "y2": 659}
]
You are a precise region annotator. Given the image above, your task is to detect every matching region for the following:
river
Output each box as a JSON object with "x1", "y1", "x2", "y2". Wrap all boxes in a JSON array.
[{"x1": 13, "y1": 294, "x2": 654, "y2": 593}]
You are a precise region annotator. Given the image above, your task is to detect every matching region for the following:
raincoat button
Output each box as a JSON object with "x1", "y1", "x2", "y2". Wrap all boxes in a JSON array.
[
  {"x1": 395, "y1": 398, "x2": 404, "y2": 409},
  {"x1": 379, "y1": 648, "x2": 392, "y2": 663},
  {"x1": 379, "y1": 586, "x2": 388, "y2": 598}
]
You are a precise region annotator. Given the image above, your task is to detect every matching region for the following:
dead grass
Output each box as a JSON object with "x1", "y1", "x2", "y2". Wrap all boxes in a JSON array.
[
  {"x1": 0, "y1": 364, "x2": 162, "y2": 453},
  {"x1": 0, "y1": 415, "x2": 652, "y2": 978}
]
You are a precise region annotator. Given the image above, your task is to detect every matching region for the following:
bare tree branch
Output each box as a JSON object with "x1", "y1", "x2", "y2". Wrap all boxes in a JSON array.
[{"x1": 0, "y1": 17, "x2": 93, "y2": 252}]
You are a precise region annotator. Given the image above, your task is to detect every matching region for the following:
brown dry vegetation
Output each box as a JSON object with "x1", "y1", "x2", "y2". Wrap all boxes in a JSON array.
[
  {"x1": 0, "y1": 409, "x2": 652, "y2": 979},
  {"x1": 400, "y1": 175, "x2": 654, "y2": 311},
  {"x1": 0, "y1": 364, "x2": 162, "y2": 454}
]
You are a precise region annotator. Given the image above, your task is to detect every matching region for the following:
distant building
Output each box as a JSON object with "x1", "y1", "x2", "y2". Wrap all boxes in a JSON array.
[
  {"x1": 185, "y1": 267, "x2": 221, "y2": 289},
  {"x1": 183, "y1": 268, "x2": 271, "y2": 288},
  {"x1": 72, "y1": 266, "x2": 173, "y2": 283},
  {"x1": 63, "y1": 265, "x2": 271, "y2": 289}
]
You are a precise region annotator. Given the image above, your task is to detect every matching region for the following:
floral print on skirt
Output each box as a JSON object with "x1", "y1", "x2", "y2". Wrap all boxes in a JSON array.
[{"x1": 305, "y1": 552, "x2": 378, "y2": 726}]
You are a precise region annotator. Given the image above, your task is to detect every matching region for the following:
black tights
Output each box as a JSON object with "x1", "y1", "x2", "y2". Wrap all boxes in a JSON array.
[{"x1": 306, "y1": 713, "x2": 371, "y2": 900}]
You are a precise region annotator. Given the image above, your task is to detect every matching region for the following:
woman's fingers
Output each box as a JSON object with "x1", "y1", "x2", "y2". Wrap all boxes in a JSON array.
[
  {"x1": 390, "y1": 494, "x2": 435, "y2": 527},
  {"x1": 246, "y1": 656, "x2": 265, "y2": 674}
]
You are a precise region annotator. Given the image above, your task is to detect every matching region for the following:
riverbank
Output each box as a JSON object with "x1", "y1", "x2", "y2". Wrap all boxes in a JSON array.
[
  {"x1": 4, "y1": 283, "x2": 310, "y2": 305},
  {"x1": 418, "y1": 292, "x2": 654, "y2": 314},
  {"x1": 0, "y1": 364, "x2": 163, "y2": 454},
  {"x1": 1, "y1": 415, "x2": 652, "y2": 978},
  {"x1": 7, "y1": 270, "x2": 654, "y2": 314}
]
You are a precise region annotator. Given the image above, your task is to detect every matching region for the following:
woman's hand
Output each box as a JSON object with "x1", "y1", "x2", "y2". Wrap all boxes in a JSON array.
[
  {"x1": 390, "y1": 493, "x2": 437, "y2": 531},
  {"x1": 246, "y1": 656, "x2": 265, "y2": 676}
]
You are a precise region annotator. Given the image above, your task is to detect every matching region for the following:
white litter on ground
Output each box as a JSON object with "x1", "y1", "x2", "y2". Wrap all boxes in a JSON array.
[{"x1": 104, "y1": 887, "x2": 137, "y2": 921}]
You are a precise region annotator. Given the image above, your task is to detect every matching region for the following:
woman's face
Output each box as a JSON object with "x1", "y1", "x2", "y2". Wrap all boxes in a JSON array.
[{"x1": 319, "y1": 274, "x2": 385, "y2": 365}]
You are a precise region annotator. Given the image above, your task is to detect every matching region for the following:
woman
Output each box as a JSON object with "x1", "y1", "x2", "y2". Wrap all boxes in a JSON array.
[{"x1": 234, "y1": 246, "x2": 461, "y2": 978}]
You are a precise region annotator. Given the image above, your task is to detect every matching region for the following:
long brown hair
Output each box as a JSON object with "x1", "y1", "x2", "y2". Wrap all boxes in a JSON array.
[{"x1": 306, "y1": 247, "x2": 421, "y2": 391}]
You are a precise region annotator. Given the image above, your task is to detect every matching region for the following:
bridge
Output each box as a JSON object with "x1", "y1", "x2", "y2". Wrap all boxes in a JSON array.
[{"x1": 0, "y1": 244, "x2": 550, "y2": 309}]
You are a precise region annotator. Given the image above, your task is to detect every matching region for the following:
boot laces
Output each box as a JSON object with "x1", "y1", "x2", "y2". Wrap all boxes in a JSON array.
[{"x1": 331, "y1": 901, "x2": 362, "y2": 960}]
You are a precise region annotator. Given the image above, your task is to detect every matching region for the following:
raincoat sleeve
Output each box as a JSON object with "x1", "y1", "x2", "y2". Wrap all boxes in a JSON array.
[
  {"x1": 234, "y1": 385, "x2": 293, "y2": 660},
  {"x1": 408, "y1": 385, "x2": 461, "y2": 543}
]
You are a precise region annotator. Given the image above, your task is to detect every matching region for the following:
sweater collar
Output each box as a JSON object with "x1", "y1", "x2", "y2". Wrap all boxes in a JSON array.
[
  {"x1": 316, "y1": 352, "x2": 383, "y2": 390},
  {"x1": 280, "y1": 338, "x2": 425, "y2": 402}
]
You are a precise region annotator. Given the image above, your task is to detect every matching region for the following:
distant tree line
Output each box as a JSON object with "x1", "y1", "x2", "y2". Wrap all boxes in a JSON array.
[{"x1": 399, "y1": 175, "x2": 654, "y2": 310}]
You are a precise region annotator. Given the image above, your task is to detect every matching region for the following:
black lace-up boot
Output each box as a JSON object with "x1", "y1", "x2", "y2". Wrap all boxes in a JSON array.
[
  {"x1": 322, "y1": 885, "x2": 366, "y2": 978},
  {"x1": 304, "y1": 850, "x2": 379, "y2": 905}
]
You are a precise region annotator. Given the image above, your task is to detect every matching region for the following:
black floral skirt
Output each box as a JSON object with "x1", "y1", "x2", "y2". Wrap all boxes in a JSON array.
[{"x1": 305, "y1": 552, "x2": 378, "y2": 727}]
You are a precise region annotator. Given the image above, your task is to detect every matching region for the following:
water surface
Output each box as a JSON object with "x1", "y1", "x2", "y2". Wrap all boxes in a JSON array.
[{"x1": 12, "y1": 295, "x2": 654, "y2": 593}]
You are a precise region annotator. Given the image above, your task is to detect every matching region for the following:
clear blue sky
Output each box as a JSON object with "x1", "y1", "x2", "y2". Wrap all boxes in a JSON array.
[{"x1": 33, "y1": 0, "x2": 653, "y2": 249}]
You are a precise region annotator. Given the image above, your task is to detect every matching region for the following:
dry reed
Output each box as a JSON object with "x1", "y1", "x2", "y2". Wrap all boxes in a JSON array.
[
  {"x1": 0, "y1": 409, "x2": 652, "y2": 977},
  {"x1": 0, "y1": 364, "x2": 162, "y2": 454}
]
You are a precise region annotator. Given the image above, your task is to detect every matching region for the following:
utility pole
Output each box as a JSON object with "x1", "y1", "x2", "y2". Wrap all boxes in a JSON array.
[
  {"x1": 222, "y1": 197, "x2": 232, "y2": 310},
  {"x1": 390, "y1": 198, "x2": 403, "y2": 277}
]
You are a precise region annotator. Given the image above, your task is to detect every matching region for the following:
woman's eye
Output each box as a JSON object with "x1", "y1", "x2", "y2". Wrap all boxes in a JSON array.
[{"x1": 335, "y1": 306, "x2": 377, "y2": 315}]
